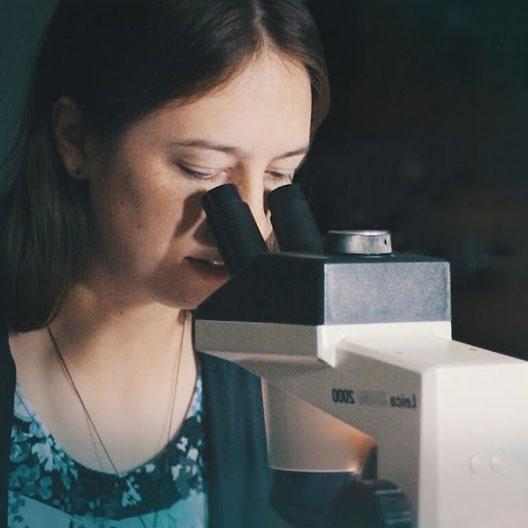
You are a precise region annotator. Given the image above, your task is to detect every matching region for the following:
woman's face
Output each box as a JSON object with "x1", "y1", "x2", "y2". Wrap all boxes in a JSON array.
[{"x1": 83, "y1": 51, "x2": 312, "y2": 308}]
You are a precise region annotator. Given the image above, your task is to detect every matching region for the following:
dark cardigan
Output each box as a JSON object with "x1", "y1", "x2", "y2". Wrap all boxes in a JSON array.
[{"x1": 0, "y1": 330, "x2": 351, "y2": 528}]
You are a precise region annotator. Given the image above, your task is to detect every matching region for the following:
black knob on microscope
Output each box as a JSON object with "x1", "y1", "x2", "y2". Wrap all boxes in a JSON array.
[{"x1": 333, "y1": 479, "x2": 413, "y2": 528}]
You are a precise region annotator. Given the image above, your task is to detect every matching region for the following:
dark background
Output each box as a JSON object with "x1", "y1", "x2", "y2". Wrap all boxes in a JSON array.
[
  {"x1": 303, "y1": 0, "x2": 527, "y2": 360},
  {"x1": 1, "y1": 1, "x2": 527, "y2": 359}
]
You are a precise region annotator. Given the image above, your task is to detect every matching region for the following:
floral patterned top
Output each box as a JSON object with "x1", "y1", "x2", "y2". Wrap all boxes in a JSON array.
[{"x1": 8, "y1": 374, "x2": 207, "y2": 528}]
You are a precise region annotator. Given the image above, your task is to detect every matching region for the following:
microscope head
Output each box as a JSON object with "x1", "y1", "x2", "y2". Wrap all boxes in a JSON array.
[
  {"x1": 196, "y1": 183, "x2": 450, "y2": 336},
  {"x1": 196, "y1": 251, "x2": 450, "y2": 328}
]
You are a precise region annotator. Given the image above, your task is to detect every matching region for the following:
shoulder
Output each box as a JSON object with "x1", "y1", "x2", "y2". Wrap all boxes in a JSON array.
[
  {"x1": 0, "y1": 322, "x2": 15, "y2": 380},
  {"x1": 0, "y1": 323, "x2": 15, "y2": 403}
]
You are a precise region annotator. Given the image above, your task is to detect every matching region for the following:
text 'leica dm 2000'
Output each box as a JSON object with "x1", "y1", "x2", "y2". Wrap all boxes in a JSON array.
[{"x1": 195, "y1": 183, "x2": 528, "y2": 528}]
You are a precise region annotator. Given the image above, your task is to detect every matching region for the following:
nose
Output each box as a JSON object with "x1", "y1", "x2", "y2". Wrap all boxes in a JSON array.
[{"x1": 233, "y1": 170, "x2": 272, "y2": 242}]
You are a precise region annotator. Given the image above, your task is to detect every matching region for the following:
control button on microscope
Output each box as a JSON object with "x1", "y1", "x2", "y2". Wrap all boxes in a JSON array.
[
  {"x1": 469, "y1": 455, "x2": 481, "y2": 474},
  {"x1": 324, "y1": 230, "x2": 392, "y2": 255},
  {"x1": 490, "y1": 454, "x2": 503, "y2": 474}
]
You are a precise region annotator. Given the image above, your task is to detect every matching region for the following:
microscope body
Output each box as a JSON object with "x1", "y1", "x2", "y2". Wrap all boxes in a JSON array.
[{"x1": 195, "y1": 251, "x2": 528, "y2": 528}]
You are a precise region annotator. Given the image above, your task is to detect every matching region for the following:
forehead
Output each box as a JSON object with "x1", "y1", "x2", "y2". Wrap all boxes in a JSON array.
[{"x1": 135, "y1": 52, "x2": 312, "y2": 157}]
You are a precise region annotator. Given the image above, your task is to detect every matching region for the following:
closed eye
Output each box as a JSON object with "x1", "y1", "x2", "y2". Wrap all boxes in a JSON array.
[
  {"x1": 267, "y1": 171, "x2": 295, "y2": 181},
  {"x1": 176, "y1": 162, "x2": 216, "y2": 180},
  {"x1": 266, "y1": 152, "x2": 308, "y2": 182}
]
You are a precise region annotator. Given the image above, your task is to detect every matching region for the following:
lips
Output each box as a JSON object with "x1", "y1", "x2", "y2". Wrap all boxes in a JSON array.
[
  {"x1": 185, "y1": 256, "x2": 228, "y2": 278},
  {"x1": 204, "y1": 259, "x2": 225, "y2": 269}
]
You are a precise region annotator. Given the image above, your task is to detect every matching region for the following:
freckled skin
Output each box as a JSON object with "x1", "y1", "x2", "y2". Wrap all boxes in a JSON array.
[{"x1": 84, "y1": 51, "x2": 312, "y2": 309}]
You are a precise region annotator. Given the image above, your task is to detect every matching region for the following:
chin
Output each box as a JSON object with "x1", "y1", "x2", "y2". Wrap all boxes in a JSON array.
[
  {"x1": 151, "y1": 260, "x2": 230, "y2": 310},
  {"x1": 155, "y1": 279, "x2": 228, "y2": 311},
  {"x1": 190, "y1": 282, "x2": 228, "y2": 308}
]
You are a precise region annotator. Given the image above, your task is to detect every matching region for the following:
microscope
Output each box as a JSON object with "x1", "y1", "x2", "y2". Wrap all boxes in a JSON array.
[{"x1": 194, "y1": 183, "x2": 528, "y2": 528}]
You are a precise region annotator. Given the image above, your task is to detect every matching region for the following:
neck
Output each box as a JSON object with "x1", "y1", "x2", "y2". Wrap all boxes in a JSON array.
[{"x1": 49, "y1": 275, "x2": 189, "y2": 373}]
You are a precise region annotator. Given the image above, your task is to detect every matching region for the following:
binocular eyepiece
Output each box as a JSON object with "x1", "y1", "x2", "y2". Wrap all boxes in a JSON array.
[
  {"x1": 201, "y1": 183, "x2": 323, "y2": 275},
  {"x1": 202, "y1": 183, "x2": 393, "y2": 276}
]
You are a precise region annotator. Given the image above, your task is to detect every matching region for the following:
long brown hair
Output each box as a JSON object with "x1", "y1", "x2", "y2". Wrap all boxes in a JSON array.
[{"x1": 0, "y1": 0, "x2": 330, "y2": 332}]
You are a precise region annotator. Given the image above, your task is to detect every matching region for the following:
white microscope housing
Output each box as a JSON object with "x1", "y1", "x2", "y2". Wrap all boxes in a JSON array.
[{"x1": 195, "y1": 186, "x2": 528, "y2": 528}]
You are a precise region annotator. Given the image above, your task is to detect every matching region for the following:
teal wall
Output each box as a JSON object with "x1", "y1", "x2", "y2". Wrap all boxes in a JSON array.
[{"x1": 0, "y1": 0, "x2": 57, "y2": 160}]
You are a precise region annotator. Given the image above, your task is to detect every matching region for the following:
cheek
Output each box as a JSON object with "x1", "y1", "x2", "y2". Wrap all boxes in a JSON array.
[
  {"x1": 174, "y1": 191, "x2": 207, "y2": 238},
  {"x1": 89, "y1": 163, "x2": 188, "y2": 255}
]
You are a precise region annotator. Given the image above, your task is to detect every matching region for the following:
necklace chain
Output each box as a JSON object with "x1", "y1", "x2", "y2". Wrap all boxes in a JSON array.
[{"x1": 46, "y1": 311, "x2": 188, "y2": 528}]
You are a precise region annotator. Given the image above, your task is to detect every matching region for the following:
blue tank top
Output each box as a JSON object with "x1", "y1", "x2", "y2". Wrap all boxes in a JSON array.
[{"x1": 8, "y1": 373, "x2": 207, "y2": 528}]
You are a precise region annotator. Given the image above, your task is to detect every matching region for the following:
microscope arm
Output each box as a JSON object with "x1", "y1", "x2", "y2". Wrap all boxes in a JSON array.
[{"x1": 196, "y1": 319, "x2": 528, "y2": 528}]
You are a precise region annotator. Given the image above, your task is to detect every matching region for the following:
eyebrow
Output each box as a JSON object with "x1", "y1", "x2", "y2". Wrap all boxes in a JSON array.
[{"x1": 171, "y1": 139, "x2": 310, "y2": 161}]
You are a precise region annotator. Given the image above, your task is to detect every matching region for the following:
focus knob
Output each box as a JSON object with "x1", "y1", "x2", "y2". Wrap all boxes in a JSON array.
[
  {"x1": 324, "y1": 230, "x2": 392, "y2": 255},
  {"x1": 333, "y1": 479, "x2": 413, "y2": 528}
]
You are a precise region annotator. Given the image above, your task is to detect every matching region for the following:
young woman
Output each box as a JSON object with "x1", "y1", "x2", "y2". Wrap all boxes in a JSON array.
[{"x1": 0, "y1": 1, "x2": 338, "y2": 527}]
